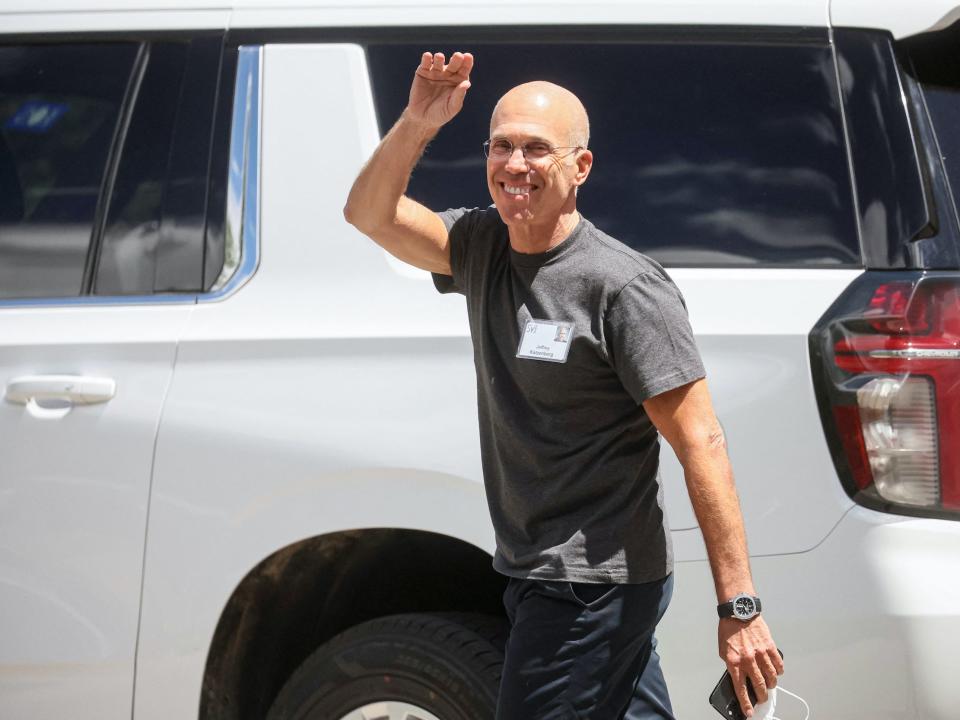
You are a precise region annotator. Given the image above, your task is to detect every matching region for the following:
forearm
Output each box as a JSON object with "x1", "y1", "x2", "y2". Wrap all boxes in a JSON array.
[
  {"x1": 645, "y1": 380, "x2": 781, "y2": 714},
  {"x1": 681, "y1": 443, "x2": 755, "y2": 602},
  {"x1": 343, "y1": 113, "x2": 437, "y2": 232}
]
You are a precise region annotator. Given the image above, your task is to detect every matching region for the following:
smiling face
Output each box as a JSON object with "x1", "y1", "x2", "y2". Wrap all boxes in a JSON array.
[{"x1": 487, "y1": 82, "x2": 593, "y2": 231}]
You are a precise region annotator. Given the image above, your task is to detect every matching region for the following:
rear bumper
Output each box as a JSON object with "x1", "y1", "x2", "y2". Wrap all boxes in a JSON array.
[
  {"x1": 752, "y1": 505, "x2": 960, "y2": 720},
  {"x1": 846, "y1": 506, "x2": 960, "y2": 719}
]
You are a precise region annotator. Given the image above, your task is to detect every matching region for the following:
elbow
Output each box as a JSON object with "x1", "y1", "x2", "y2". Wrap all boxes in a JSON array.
[
  {"x1": 342, "y1": 189, "x2": 368, "y2": 229},
  {"x1": 707, "y1": 425, "x2": 728, "y2": 452},
  {"x1": 343, "y1": 199, "x2": 389, "y2": 236},
  {"x1": 672, "y1": 424, "x2": 729, "y2": 467},
  {"x1": 342, "y1": 200, "x2": 360, "y2": 228}
]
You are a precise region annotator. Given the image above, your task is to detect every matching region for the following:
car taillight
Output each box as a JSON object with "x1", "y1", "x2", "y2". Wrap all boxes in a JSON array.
[{"x1": 810, "y1": 273, "x2": 960, "y2": 517}]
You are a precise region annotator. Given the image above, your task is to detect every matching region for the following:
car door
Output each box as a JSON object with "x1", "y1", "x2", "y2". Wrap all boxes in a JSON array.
[{"x1": 0, "y1": 37, "x2": 222, "y2": 719}]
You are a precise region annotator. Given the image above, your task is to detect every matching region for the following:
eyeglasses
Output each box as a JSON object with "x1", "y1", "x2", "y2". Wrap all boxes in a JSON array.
[{"x1": 482, "y1": 138, "x2": 583, "y2": 161}]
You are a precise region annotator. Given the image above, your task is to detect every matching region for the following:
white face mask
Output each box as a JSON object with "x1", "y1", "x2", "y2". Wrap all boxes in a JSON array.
[{"x1": 752, "y1": 686, "x2": 810, "y2": 720}]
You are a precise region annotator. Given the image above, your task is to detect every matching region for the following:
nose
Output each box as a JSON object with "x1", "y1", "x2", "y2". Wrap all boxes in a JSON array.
[{"x1": 504, "y1": 146, "x2": 530, "y2": 173}]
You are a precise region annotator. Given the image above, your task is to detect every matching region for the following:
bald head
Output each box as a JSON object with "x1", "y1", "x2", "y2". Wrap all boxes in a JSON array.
[{"x1": 491, "y1": 81, "x2": 590, "y2": 149}]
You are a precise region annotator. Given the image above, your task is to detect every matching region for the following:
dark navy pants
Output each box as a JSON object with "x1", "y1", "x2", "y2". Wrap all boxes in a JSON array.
[{"x1": 496, "y1": 573, "x2": 676, "y2": 720}]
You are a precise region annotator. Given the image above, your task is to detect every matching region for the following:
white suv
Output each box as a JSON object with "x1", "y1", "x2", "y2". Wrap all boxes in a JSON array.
[{"x1": 1, "y1": 2, "x2": 959, "y2": 719}]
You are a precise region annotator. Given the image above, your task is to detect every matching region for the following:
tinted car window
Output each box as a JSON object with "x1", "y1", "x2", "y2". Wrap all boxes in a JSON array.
[
  {"x1": 906, "y1": 28, "x2": 960, "y2": 232},
  {"x1": 0, "y1": 43, "x2": 137, "y2": 299},
  {"x1": 154, "y1": 36, "x2": 222, "y2": 294},
  {"x1": 94, "y1": 37, "x2": 222, "y2": 296},
  {"x1": 368, "y1": 40, "x2": 859, "y2": 267},
  {"x1": 95, "y1": 43, "x2": 188, "y2": 295},
  {"x1": 835, "y1": 30, "x2": 939, "y2": 270}
]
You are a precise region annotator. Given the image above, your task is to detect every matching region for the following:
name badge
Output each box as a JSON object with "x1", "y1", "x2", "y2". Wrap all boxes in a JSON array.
[{"x1": 516, "y1": 318, "x2": 575, "y2": 363}]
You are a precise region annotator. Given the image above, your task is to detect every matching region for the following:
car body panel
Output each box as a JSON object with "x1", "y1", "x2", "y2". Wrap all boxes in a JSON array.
[
  {"x1": 662, "y1": 505, "x2": 960, "y2": 719},
  {"x1": 832, "y1": 0, "x2": 960, "y2": 36},
  {"x1": 0, "y1": 1, "x2": 953, "y2": 40},
  {"x1": 0, "y1": 304, "x2": 192, "y2": 719}
]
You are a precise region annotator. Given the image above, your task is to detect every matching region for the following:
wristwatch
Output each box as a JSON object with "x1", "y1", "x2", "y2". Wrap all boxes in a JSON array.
[{"x1": 717, "y1": 593, "x2": 762, "y2": 621}]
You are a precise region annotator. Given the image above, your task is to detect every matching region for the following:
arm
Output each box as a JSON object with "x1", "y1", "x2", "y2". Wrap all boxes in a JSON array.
[
  {"x1": 643, "y1": 378, "x2": 784, "y2": 718},
  {"x1": 343, "y1": 51, "x2": 474, "y2": 275}
]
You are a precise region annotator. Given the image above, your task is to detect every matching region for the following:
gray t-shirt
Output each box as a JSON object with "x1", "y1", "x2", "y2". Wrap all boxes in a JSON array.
[{"x1": 433, "y1": 206, "x2": 706, "y2": 583}]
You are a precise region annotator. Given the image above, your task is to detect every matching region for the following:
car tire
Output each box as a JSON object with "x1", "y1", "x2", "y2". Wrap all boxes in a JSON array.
[{"x1": 266, "y1": 612, "x2": 508, "y2": 720}]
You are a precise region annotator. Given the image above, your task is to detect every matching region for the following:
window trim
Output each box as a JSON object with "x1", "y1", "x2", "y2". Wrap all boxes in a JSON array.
[{"x1": 199, "y1": 44, "x2": 262, "y2": 303}]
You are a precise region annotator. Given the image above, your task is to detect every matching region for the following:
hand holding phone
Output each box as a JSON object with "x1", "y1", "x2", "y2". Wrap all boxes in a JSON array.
[{"x1": 708, "y1": 649, "x2": 785, "y2": 719}]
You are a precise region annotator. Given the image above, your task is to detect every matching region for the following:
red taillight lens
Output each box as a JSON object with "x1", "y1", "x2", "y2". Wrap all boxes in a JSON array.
[
  {"x1": 813, "y1": 276, "x2": 960, "y2": 513},
  {"x1": 863, "y1": 281, "x2": 932, "y2": 334},
  {"x1": 832, "y1": 405, "x2": 874, "y2": 491}
]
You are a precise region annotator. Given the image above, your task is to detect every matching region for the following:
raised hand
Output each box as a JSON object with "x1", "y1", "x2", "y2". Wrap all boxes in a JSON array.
[{"x1": 404, "y1": 51, "x2": 474, "y2": 130}]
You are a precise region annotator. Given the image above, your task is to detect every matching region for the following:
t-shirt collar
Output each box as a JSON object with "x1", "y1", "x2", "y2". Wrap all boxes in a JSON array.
[{"x1": 508, "y1": 214, "x2": 590, "y2": 268}]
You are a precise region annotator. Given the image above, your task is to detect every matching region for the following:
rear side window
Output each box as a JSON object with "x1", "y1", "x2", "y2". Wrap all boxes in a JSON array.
[
  {"x1": 95, "y1": 37, "x2": 222, "y2": 296},
  {"x1": 93, "y1": 43, "x2": 188, "y2": 295},
  {"x1": 906, "y1": 27, "x2": 960, "y2": 231},
  {"x1": 0, "y1": 43, "x2": 137, "y2": 299},
  {"x1": 367, "y1": 38, "x2": 859, "y2": 267}
]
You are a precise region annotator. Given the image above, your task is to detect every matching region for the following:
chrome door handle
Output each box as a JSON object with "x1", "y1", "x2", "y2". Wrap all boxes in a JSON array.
[{"x1": 5, "y1": 374, "x2": 117, "y2": 406}]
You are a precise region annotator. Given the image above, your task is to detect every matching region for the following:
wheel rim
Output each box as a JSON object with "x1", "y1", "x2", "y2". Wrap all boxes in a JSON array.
[{"x1": 337, "y1": 701, "x2": 442, "y2": 720}]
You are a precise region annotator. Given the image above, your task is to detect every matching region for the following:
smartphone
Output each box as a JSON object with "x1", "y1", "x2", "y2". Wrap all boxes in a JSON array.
[{"x1": 708, "y1": 649, "x2": 784, "y2": 720}]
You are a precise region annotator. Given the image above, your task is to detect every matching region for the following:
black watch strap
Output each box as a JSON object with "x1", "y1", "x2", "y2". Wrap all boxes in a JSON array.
[{"x1": 717, "y1": 594, "x2": 762, "y2": 620}]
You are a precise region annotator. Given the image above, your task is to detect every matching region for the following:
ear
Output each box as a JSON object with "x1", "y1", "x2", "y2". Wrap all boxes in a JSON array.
[{"x1": 573, "y1": 149, "x2": 593, "y2": 186}]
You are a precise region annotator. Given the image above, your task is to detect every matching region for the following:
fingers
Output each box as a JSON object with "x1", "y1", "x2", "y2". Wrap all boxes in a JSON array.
[
  {"x1": 718, "y1": 616, "x2": 783, "y2": 718},
  {"x1": 769, "y1": 645, "x2": 785, "y2": 677},
  {"x1": 747, "y1": 660, "x2": 769, "y2": 705},
  {"x1": 448, "y1": 79, "x2": 472, "y2": 114},
  {"x1": 446, "y1": 52, "x2": 474, "y2": 77},
  {"x1": 760, "y1": 649, "x2": 781, "y2": 690},
  {"x1": 446, "y1": 51, "x2": 464, "y2": 73},
  {"x1": 417, "y1": 50, "x2": 473, "y2": 79},
  {"x1": 730, "y1": 666, "x2": 755, "y2": 718},
  {"x1": 461, "y1": 52, "x2": 475, "y2": 78}
]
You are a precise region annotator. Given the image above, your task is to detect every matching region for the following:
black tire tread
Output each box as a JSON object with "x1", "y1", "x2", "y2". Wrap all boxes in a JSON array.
[
  {"x1": 324, "y1": 612, "x2": 506, "y2": 685},
  {"x1": 268, "y1": 611, "x2": 508, "y2": 719}
]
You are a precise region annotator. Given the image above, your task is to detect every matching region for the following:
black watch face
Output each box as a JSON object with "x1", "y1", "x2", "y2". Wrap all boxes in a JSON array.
[{"x1": 733, "y1": 596, "x2": 756, "y2": 619}]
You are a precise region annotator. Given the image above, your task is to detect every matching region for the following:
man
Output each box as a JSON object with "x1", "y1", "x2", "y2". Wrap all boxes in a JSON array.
[{"x1": 344, "y1": 50, "x2": 783, "y2": 719}]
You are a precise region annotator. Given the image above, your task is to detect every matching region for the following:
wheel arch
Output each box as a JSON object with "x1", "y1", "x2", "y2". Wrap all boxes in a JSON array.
[{"x1": 198, "y1": 528, "x2": 507, "y2": 720}]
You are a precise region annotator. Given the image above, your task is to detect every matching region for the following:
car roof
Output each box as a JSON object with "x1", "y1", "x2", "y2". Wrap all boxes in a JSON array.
[{"x1": 1, "y1": 0, "x2": 957, "y2": 39}]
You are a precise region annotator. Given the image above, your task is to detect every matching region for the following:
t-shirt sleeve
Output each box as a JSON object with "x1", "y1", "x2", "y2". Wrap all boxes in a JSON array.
[
  {"x1": 604, "y1": 272, "x2": 707, "y2": 404},
  {"x1": 431, "y1": 207, "x2": 476, "y2": 296}
]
